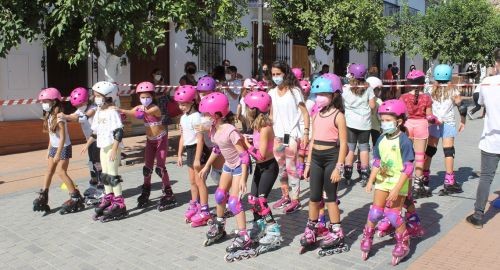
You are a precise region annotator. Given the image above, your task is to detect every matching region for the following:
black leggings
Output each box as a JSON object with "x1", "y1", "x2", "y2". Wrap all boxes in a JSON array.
[
  {"x1": 251, "y1": 158, "x2": 279, "y2": 198},
  {"x1": 309, "y1": 147, "x2": 340, "y2": 203},
  {"x1": 470, "y1": 92, "x2": 482, "y2": 115}
]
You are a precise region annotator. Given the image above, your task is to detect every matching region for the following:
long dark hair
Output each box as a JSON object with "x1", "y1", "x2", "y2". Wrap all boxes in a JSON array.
[
  {"x1": 406, "y1": 77, "x2": 425, "y2": 105},
  {"x1": 271, "y1": 60, "x2": 300, "y2": 90},
  {"x1": 42, "y1": 99, "x2": 63, "y2": 133},
  {"x1": 212, "y1": 65, "x2": 226, "y2": 82}
]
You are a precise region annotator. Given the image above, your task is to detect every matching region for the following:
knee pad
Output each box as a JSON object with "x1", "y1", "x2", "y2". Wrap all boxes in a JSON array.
[
  {"x1": 358, "y1": 143, "x2": 370, "y2": 152},
  {"x1": 257, "y1": 197, "x2": 271, "y2": 216},
  {"x1": 248, "y1": 195, "x2": 258, "y2": 212},
  {"x1": 443, "y1": 146, "x2": 455, "y2": 158},
  {"x1": 368, "y1": 205, "x2": 384, "y2": 223},
  {"x1": 90, "y1": 170, "x2": 97, "y2": 178},
  {"x1": 425, "y1": 145, "x2": 437, "y2": 158},
  {"x1": 214, "y1": 188, "x2": 228, "y2": 205},
  {"x1": 109, "y1": 175, "x2": 123, "y2": 187},
  {"x1": 155, "y1": 167, "x2": 164, "y2": 178},
  {"x1": 347, "y1": 143, "x2": 356, "y2": 152},
  {"x1": 143, "y1": 166, "x2": 153, "y2": 177},
  {"x1": 228, "y1": 195, "x2": 243, "y2": 215},
  {"x1": 384, "y1": 208, "x2": 404, "y2": 228}
]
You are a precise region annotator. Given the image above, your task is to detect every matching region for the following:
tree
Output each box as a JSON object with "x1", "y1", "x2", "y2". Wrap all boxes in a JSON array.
[
  {"x1": 419, "y1": 0, "x2": 500, "y2": 64},
  {"x1": 0, "y1": 0, "x2": 248, "y2": 82},
  {"x1": 389, "y1": 2, "x2": 423, "y2": 58},
  {"x1": 268, "y1": 0, "x2": 389, "y2": 71}
]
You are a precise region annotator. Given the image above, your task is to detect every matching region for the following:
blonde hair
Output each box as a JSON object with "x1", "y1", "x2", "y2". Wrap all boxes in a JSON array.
[
  {"x1": 430, "y1": 82, "x2": 455, "y2": 102},
  {"x1": 246, "y1": 107, "x2": 273, "y2": 130},
  {"x1": 42, "y1": 100, "x2": 62, "y2": 133},
  {"x1": 349, "y1": 78, "x2": 369, "y2": 96}
]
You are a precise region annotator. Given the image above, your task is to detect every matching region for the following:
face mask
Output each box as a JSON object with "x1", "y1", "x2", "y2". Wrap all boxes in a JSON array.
[
  {"x1": 154, "y1": 74, "x2": 162, "y2": 81},
  {"x1": 225, "y1": 74, "x2": 232, "y2": 81},
  {"x1": 272, "y1": 76, "x2": 284, "y2": 86},
  {"x1": 381, "y1": 121, "x2": 397, "y2": 134},
  {"x1": 140, "y1": 97, "x2": 153, "y2": 107},
  {"x1": 95, "y1": 97, "x2": 104, "y2": 107},
  {"x1": 42, "y1": 103, "x2": 52, "y2": 112},
  {"x1": 200, "y1": 116, "x2": 214, "y2": 128},
  {"x1": 315, "y1": 95, "x2": 330, "y2": 108}
]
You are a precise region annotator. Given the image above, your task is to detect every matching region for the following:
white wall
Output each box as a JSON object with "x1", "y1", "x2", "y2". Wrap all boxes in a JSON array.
[
  {"x1": 0, "y1": 40, "x2": 45, "y2": 121},
  {"x1": 225, "y1": 14, "x2": 253, "y2": 79},
  {"x1": 350, "y1": 49, "x2": 368, "y2": 67},
  {"x1": 169, "y1": 24, "x2": 198, "y2": 86}
]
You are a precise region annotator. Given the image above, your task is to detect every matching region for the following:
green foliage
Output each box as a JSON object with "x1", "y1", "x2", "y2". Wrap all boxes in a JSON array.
[
  {"x1": 419, "y1": 0, "x2": 500, "y2": 64},
  {"x1": 0, "y1": 0, "x2": 248, "y2": 65},
  {"x1": 389, "y1": 1, "x2": 423, "y2": 58},
  {"x1": 268, "y1": 0, "x2": 389, "y2": 55}
]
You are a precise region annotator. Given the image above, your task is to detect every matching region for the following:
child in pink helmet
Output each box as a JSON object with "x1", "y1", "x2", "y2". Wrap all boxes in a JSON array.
[
  {"x1": 120, "y1": 81, "x2": 176, "y2": 211},
  {"x1": 242, "y1": 91, "x2": 283, "y2": 254},
  {"x1": 360, "y1": 99, "x2": 414, "y2": 266},
  {"x1": 237, "y1": 78, "x2": 259, "y2": 134},
  {"x1": 198, "y1": 93, "x2": 256, "y2": 260},
  {"x1": 33, "y1": 88, "x2": 84, "y2": 214},
  {"x1": 175, "y1": 85, "x2": 212, "y2": 226},
  {"x1": 62, "y1": 87, "x2": 101, "y2": 205}
]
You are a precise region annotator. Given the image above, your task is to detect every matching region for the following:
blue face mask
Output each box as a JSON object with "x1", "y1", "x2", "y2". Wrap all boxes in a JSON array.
[
  {"x1": 381, "y1": 121, "x2": 397, "y2": 134},
  {"x1": 272, "y1": 76, "x2": 284, "y2": 86}
]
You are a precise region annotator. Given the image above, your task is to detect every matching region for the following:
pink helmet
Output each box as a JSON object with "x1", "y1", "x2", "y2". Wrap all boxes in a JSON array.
[
  {"x1": 243, "y1": 78, "x2": 258, "y2": 89},
  {"x1": 321, "y1": 73, "x2": 342, "y2": 92},
  {"x1": 406, "y1": 69, "x2": 425, "y2": 80},
  {"x1": 244, "y1": 91, "x2": 272, "y2": 113},
  {"x1": 70, "y1": 87, "x2": 89, "y2": 107},
  {"x1": 136, "y1": 81, "x2": 155, "y2": 93},
  {"x1": 348, "y1": 64, "x2": 367, "y2": 80},
  {"x1": 197, "y1": 76, "x2": 217, "y2": 92},
  {"x1": 291, "y1": 68, "x2": 303, "y2": 80},
  {"x1": 199, "y1": 92, "x2": 229, "y2": 117},
  {"x1": 38, "y1": 87, "x2": 62, "y2": 101},
  {"x1": 174, "y1": 85, "x2": 197, "y2": 103},
  {"x1": 256, "y1": 81, "x2": 267, "y2": 91},
  {"x1": 378, "y1": 99, "x2": 407, "y2": 117},
  {"x1": 299, "y1": 80, "x2": 311, "y2": 94}
]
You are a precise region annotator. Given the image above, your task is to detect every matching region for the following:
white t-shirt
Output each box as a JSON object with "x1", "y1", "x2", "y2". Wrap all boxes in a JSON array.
[
  {"x1": 239, "y1": 98, "x2": 247, "y2": 116},
  {"x1": 269, "y1": 86, "x2": 304, "y2": 138},
  {"x1": 428, "y1": 87, "x2": 460, "y2": 123},
  {"x1": 180, "y1": 112, "x2": 202, "y2": 146},
  {"x1": 48, "y1": 116, "x2": 71, "y2": 147},
  {"x1": 342, "y1": 85, "x2": 375, "y2": 130},
  {"x1": 477, "y1": 75, "x2": 500, "y2": 154},
  {"x1": 226, "y1": 80, "x2": 242, "y2": 114},
  {"x1": 91, "y1": 108, "x2": 124, "y2": 148},
  {"x1": 76, "y1": 105, "x2": 97, "y2": 139}
]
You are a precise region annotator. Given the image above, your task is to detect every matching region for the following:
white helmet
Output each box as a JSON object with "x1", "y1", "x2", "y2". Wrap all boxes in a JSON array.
[
  {"x1": 195, "y1": 70, "x2": 208, "y2": 82},
  {"x1": 366, "y1": 77, "x2": 383, "y2": 89},
  {"x1": 92, "y1": 81, "x2": 118, "y2": 101}
]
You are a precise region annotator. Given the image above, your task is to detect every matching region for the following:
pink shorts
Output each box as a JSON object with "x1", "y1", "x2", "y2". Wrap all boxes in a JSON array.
[{"x1": 404, "y1": 118, "x2": 429, "y2": 140}]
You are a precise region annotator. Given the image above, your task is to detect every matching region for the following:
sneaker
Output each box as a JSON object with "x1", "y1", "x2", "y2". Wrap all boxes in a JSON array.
[
  {"x1": 284, "y1": 200, "x2": 300, "y2": 214},
  {"x1": 465, "y1": 214, "x2": 483, "y2": 229},
  {"x1": 272, "y1": 196, "x2": 290, "y2": 209}
]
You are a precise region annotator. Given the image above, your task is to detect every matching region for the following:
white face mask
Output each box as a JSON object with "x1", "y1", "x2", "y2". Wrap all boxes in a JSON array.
[
  {"x1": 200, "y1": 116, "x2": 214, "y2": 128},
  {"x1": 95, "y1": 97, "x2": 104, "y2": 107},
  {"x1": 154, "y1": 74, "x2": 162, "y2": 81},
  {"x1": 140, "y1": 97, "x2": 153, "y2": 107},
  {"x1": 42, "y1": 103, "x2": 52, "y2": 112},
  {"x1": 225, "y1": 74, "x2": 232, "y2": 81},
  {"x1": 381, "y1": 121, "x2": 398, "y2": 134}
]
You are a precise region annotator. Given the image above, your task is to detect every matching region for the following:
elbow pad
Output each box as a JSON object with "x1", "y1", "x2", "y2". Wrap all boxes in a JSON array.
[
  {"x1": 426, "y1": 114, "x2": 441, "y2": 125},
  {"x1": 135, "y1": 109, "x2": 145, "y2": 120},
  {"x1": 113, "y1": 128, "x2": 124, "y2": 142},
  {"x1": 212, "y1": 145, "x2": 221, "y2": 155},
  {"x1": 457, "y1": 102, "x2": 468, "y2": 117},
  {"x1": 239, "y1": 151, "x2": 251, "y2": 165},
  {"x1": 401, "y1": 161, "x2": 414, "y2": 177},
  {"x1": 372, "y1": 158, "x2": 381, "y2": 168},
  {"x1": 248, "y1": 146, "x2": 264, "y2": 161}
]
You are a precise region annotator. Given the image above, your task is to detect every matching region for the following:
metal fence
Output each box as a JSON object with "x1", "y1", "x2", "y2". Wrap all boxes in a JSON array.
[{"x1": 198, "y1": 32, "x2": 227, "y2": 73}]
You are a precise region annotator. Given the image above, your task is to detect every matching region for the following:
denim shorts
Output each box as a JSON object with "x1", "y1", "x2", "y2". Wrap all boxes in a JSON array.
[
  {"x1": 222, "y1": 164, "x2": 243, "y2": 176},
  {"x1": 429, "y1": 122, "x2": 457, "y2": 138}
]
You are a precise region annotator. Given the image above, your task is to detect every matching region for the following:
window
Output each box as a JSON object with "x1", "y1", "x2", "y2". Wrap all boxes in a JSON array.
[
  {"x1": 276, "y1": 33, "x2": 290, "y2": 63},
  {"x1": 198, "y1": 32, "x2": 226, "y2": 73},
  {"x1": 384, "y1": 1, "x2": 400, "y2": 16}
]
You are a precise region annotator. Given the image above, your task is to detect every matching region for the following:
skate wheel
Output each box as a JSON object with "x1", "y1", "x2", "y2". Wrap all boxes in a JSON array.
[
  {"x1": 392, "y1": 256, "x2": 400, "y2": 266},
  {"x1": 362, "y1": 251, "x2": 369, "y2": 261},
  {"x1": 342, "y1": 245, "x2": 349, "y2": 252},
  {"x1": 203, "y1": 239, "x2": 210, "y2": 247},
  {"x1": 185, "y1": 218, "x2": 191, "y2": 224},
  {"x1": 224, "y1": 254, "x2": 233, "y2": 263},
  {"x1": 317, "y1": 250, "x2": 325, "y2": 257}
]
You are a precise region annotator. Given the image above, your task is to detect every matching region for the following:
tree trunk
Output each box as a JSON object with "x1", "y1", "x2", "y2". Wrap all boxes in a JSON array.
[
  {"x1": 96, "y1": 40, "x2": 123, "y2": 107},
  {"x1": 307, "y1": 48, "x2": 319, "y2": 74}
]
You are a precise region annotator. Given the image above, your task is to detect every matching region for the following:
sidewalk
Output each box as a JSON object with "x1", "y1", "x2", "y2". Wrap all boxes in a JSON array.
[{"x1": 0, "y1": 118, "x2": 499, "y2": 269}]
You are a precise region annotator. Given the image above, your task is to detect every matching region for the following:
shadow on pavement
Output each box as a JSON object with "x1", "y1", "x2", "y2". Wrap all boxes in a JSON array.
[{"x1": 483, "y1": 191, "x2": 500, "y2": 224}]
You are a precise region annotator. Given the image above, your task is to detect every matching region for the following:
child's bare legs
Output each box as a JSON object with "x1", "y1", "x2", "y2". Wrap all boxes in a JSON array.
[
  {"x1": 57, "y1": 159, "x2": 77, "y2": 194},
  {"x1": 188, "y1": 167, "x2": 199, "y2": 201}
]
